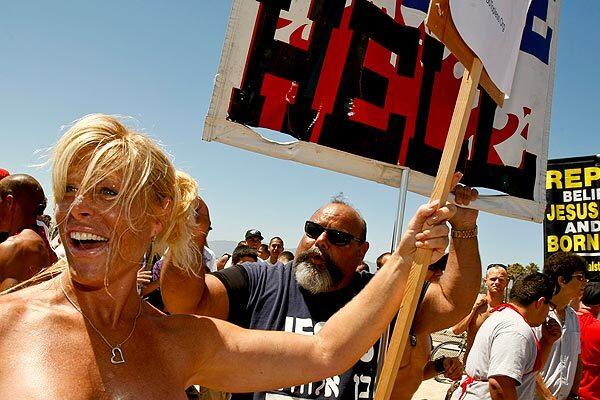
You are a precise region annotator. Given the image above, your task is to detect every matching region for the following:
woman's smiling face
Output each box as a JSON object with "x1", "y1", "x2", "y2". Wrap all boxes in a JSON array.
[{"x1": 55, "y1": 161, "x2": 157, "y2": 289}]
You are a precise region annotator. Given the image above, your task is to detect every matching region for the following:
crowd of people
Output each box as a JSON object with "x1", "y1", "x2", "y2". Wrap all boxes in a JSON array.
[{"x1": 0, "y1": 114, "x2": 598, "y2": 400}]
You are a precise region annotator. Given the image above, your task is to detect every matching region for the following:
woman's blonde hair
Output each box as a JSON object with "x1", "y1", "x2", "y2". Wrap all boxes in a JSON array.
[{"x1": 3, "y1": 114, "x2": 199, "y2": 292}]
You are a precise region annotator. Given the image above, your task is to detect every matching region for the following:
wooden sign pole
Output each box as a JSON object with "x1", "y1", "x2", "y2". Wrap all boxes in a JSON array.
[{"x1": 374, "y1": 57, "x2": 483, "y2": 400}]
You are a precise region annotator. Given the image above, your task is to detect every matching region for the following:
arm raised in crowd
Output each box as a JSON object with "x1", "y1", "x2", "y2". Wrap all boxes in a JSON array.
[
  {"x1": 160, "y1": 197, "x2": 230, "y2": 319},
  {"x1": 413, "y1": 184, "x2": 482, "y2": 334},
  {"x1": 178, "y1": 202, "x2": 456, "y2": 392},
  {"x1": 452, "y1": 294, "x2": 487, "y2": 335}
]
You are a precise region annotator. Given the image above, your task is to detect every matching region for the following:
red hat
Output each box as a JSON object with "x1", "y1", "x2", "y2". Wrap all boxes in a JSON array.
[{"x1": 0, "y1": 169, "x2": 9, "y2": 180}]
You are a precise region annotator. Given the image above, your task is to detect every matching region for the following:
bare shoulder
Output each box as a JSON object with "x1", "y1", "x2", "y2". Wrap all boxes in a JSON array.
[
  {"x1": 0, "y1": 230, "x2": 46, "y2": 262},
  {"x1": 156, "y1": 311, "x2": 226, "y2": 346},
  {"x1": 3, "y1": 229, "x2": 45, "y2": 250},
  {"x1": 150, "y1": 311, "x2": 228, "y2": 377},
  {"x1": 0, "y1": 282, "x2": 58, "y2": 333}
]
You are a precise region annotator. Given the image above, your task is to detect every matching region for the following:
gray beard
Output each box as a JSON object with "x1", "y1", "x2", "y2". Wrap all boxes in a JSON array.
[{"x1": 294, "y1": 248, "x2": 343, "y2": 294}]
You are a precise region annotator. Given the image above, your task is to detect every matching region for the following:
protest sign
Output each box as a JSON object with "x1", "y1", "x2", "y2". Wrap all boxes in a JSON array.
[
  {"x1": 204, "y1": 0, "x2": 560, "y2": 221},
  {"x1": 545, "y1": 156, "x2": 600, "y2": 281},
  {"x1": 448, "y1": 0, "x2": 531, "y2": 97},
  {"x1": 375, "y1": 0, "x2": 533, "y2": 397}
]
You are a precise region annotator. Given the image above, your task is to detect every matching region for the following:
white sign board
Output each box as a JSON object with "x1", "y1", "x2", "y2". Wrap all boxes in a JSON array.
[
  {"x1": 449, "y1": 0, "x2": 532, "y2": 96},
  {"x1": 204, "y1": 0, "x2": 561, "y2": 222}
]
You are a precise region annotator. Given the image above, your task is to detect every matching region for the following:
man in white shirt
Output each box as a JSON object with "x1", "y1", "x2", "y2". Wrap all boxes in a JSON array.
[
  {"x1": 535, "y1": 252, "x2": 588, "y2": 400},
  {"x1": 452, "y1": 272, "x2": 561, "y2": 400},
  {"x1": 267, "y1": 236, "x2": 284, "y2": 265}
]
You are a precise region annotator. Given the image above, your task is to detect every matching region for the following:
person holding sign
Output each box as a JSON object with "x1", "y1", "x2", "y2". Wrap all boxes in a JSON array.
[
  {"x1": 0, "y1": 114, "x2": 454, "y2": 399},
  {"x1": 162, "y1": 180, "x2": 481, "y2": 400}
]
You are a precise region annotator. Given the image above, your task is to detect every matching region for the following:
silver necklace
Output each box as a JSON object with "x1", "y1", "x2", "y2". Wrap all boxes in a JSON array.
[{"x1": 60, "y1": 276, "x2": 142, "y2": 365}]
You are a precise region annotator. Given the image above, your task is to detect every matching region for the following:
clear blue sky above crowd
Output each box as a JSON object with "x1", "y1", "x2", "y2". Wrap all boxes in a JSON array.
[{"x1": 1, "y1": 2, "x2": 598, "y2": 269}]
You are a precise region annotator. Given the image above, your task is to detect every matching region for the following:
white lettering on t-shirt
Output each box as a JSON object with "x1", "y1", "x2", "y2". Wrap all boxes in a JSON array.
[
  {"x1": 282, "y1": 316, "x2": 374, "y2": 399},
  {"x1": 352, "y1": 374, "x2": 371, "y2": 400}
]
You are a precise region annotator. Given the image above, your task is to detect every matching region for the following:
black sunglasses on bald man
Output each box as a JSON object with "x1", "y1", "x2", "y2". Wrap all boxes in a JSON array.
[{"x1": 304, "y1": 221, "x2": 364, "y2": 246}]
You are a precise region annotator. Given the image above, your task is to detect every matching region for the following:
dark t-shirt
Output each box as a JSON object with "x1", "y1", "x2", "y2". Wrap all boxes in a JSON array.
[{"x1": 212, "y1": 262, "x2": 378, "y2": 400}]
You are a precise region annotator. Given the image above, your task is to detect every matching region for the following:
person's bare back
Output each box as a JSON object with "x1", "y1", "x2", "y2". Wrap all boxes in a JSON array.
[
  {"x1": 0, "y1": 173, "x2": 57, "y2": 290},
  {"x1": 391, "y1": 333, "x2": 433, "y2": 400},
  {"x1": 0, "y1": 228, "x2": 54, "y2": 290}
]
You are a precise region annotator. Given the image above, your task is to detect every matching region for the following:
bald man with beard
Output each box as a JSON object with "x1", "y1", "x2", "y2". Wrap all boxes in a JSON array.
[
  {"x1": 0, "y1": 174, "x2": 57, "y2": 290},
  {"x1": 162, "y1": 183, "x2": 481, "y2": 400}
]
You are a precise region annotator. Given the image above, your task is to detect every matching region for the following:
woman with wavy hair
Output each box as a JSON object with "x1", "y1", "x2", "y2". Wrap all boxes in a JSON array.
[{"x1": 0, "y1": 114, "x2": 454, "y2": 399}]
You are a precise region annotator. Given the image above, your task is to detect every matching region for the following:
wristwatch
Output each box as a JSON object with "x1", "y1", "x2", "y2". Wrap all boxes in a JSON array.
[{"x1": 451, "y1": 226, "x2": 478, "y2": 239}]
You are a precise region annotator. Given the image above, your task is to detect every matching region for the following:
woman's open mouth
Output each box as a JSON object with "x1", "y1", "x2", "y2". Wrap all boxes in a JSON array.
[{"x1": 68, "y1": 231, "x2": 109, "y2": 253}]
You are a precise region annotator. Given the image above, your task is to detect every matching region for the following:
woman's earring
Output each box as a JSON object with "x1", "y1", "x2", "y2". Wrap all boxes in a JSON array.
[{"x1": 143, "y1": 236, "x2": 156, "y2": 271}]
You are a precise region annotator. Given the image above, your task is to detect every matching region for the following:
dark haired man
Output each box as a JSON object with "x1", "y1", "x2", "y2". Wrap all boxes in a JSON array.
[
  {"x1": 452, "y1": 273, "x2": 561, "y2": 400},
  {"x1": 267, "y1": 237, "x2": 284, "y2": 265},
  {"x1": 535, "y1": 253, "x2": 588, "y2": 400},
  {"x1": 223, "y1": 230, "x2": 264, "y2": 269},
  {"x1": 0, "y1": 174, "x2": 57, "y2": 290},
  {"x1": 163, "y1": 188, "x2": 481, "y2": 400},
  {"x1": 376, "y1": 252, "x2": 391, "y2": 271},
  {"x1": 231, "y1": 244, "x2": 258, "y2": 265},
  {"x1": 244, "y1": 229, "x2": 263, "y2": 251},
  {"x1": 577, "y1": 282, "x2": 600, "y2": 400},
  {"x1": 277, "y1": 250, "x2": 294, "y2": 264},
  {"x1": 356, "y1": 262, "x2": 370, "y2": 273},
  {"x1": 257, "y1": 244, "x2": 270, "y2": 261}
]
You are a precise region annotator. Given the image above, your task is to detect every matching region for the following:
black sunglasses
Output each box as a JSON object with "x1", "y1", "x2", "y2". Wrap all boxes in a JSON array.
[{"x1": 304, "y1": 221, "x2": 363, "y2": 246}]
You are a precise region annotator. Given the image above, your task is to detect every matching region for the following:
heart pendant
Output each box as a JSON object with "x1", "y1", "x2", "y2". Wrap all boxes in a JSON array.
[{"x1": 110, "y1": 347, "x2": 125, "y2": 364}]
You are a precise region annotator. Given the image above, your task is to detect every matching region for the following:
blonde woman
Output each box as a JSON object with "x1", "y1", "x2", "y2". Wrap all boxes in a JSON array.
[{"x1": 0, "y1": 114, "x2": 454, "y2": 399}]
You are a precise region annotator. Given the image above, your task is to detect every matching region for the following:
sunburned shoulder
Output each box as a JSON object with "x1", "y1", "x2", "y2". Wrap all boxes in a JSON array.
[
  {"x1": 157, "y1": 311, "x2": 226, "y2": 335},
  {"x1": 0, "y1": 281, "x2": 63, "y2": 332},
  {"x1": 0, "y1": 230, "x2": 47, "y2": 262},
  {"x1": 2, "y1": 229, "x2": 45, "y2": 249},
  {"x1": 154, "y1": 312, "x2": 229, "y2": 363}
]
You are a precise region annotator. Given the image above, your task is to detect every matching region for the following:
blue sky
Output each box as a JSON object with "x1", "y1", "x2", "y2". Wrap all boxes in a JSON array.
[{"x1": 1, "y1": 1, "x2": 598, "y2": 269}]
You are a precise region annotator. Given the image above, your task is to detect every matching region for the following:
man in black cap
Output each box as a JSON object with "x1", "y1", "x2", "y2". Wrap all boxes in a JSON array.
[{"x1": 244, "y1": 229, "x2": 263, "y2": 251}]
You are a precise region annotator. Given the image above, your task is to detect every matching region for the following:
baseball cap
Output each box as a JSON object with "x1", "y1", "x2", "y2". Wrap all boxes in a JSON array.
[
  {"x1": 245, "y1": 229, "x2": 263, "y2": 240},
  {"x1": 0, "y1": 169, "x2": 9, "y2": 180}
]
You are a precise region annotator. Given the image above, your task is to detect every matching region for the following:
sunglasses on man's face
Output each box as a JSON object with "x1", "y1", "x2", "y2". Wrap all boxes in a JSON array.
[{"x1": 304, "y1": 221, "x2": 363, "y2": 247}]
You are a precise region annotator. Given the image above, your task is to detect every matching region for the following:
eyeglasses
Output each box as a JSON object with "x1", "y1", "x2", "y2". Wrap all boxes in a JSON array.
[
  {"x1": 304, "y1": 221, "x2": 363, "y2": 246},
  {"x1": 571, "y1": 274, "x2": 588, "y2": 282}
]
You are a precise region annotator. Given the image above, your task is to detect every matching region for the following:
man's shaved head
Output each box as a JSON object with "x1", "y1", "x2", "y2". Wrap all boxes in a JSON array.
[
  {"x1": 485, "y1": 265, "x2": 508, "y2": 296},
  {"x1": 0, "y1": 174, "x2": 47, "y2": 217}
]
